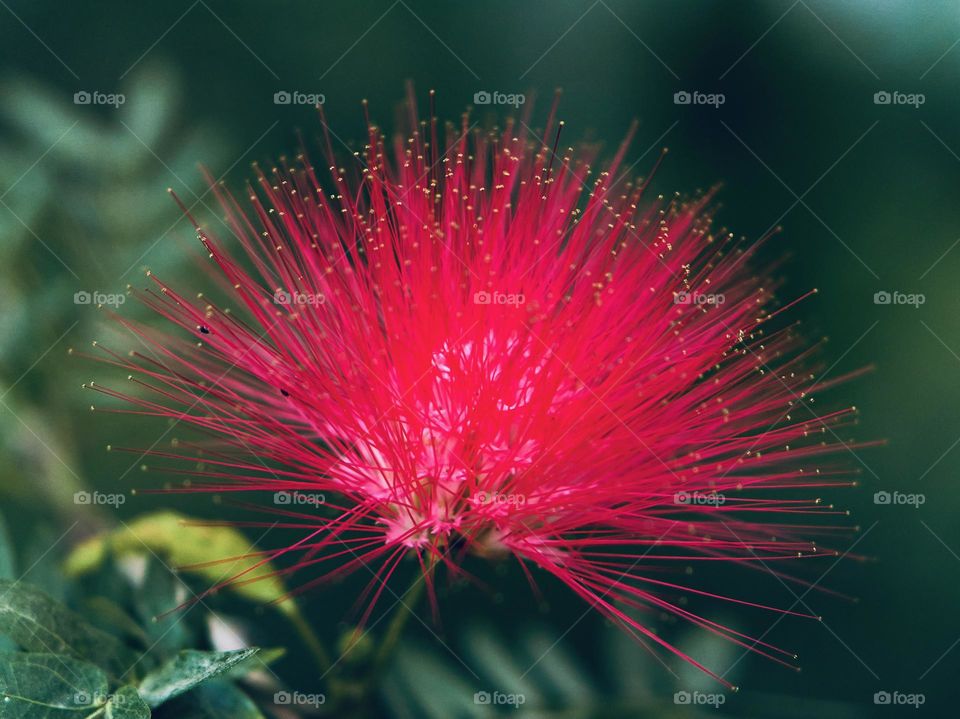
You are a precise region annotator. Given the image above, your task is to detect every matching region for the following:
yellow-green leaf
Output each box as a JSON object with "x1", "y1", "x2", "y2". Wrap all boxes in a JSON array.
[{"x1": 63, "y1": 511, "x2": 296, "y2": 616}]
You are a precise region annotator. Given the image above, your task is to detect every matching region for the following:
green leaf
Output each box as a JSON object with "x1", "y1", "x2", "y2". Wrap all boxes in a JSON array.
[
  {"x1": 0, "y1": 651, "x2": 108, "y2": 718},
  {"x1": 138, "y1": 649, "x2": 258, "y2": 708},
  {"x1": 0, "y1": 581, "x2": 136, "y2": 679},
  {"x1": 384, "y1": 644, "x2": 487, "y2": 719},
  {"x1": 81, "y1": 597, "x2": 149, "y2": 647},
  {"x1": 105, "y1": 685, "x2": 151, "y2": 719},
  {"x1": 224, "y1": 647, "x2": 285, "y2": 679},
  {"x1": 154, "y1": 680, "x2": 264, "y2": 719},
  {"x1": 131, "y1": 557, "x2": 193, "y2": 661},
  {"x1": 64, "y1": 511, "x2": 296, "y2": 616}
]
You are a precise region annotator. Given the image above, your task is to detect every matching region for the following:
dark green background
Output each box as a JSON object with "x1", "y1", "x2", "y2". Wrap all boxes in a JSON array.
[{"x1": 1, "y1": 1, "x2": 957, "y2": 716}]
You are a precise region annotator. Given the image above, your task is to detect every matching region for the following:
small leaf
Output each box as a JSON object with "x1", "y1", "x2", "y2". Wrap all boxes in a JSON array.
[
  {"x1": 0, "y1": 651, "x2": 108, "y2": 718},
  {"x1": 105, "y1": 685, "x2": 151, "y2": 719},
  {"x1": 64, "y1": 511, "x2": 296, "y2": 615},
  {"x1": 138, "y1": 649, "x2": 258, "y2": 708},
  {"x1": 0, "y1": 581, "x2": 136, "y2": 679},
  {"x1": 154, "y1": 680, "x2": 264, "y2": 719}
]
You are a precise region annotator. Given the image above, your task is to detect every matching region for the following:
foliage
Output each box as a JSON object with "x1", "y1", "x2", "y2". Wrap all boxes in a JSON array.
[{"x1": 0, "y1": 510, "x2": 278, "y2": 719}]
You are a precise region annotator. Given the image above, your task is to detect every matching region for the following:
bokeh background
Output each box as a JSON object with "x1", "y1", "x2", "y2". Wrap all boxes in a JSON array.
[{"x1": 1, "y1": 1, "x2": 958, "y2": 716}]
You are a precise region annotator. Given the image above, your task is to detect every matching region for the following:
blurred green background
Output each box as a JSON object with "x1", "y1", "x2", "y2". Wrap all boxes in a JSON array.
[{"x1": 1, "y1": 1, "x2": 958, "y2": 716}]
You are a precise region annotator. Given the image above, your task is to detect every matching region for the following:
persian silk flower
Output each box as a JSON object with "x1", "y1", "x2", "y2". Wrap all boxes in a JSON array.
[{"x1": 89, "y1": 97, "x2": 868, "y2": 686}]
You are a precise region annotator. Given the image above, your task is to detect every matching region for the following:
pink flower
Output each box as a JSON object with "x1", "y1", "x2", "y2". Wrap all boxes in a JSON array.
[{"x1": 92, "y1": 96, "x2": 866, "y2": 686}]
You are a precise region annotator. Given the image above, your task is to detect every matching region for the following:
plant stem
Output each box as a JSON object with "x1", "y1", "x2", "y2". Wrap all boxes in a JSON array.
[
  {"x1": 286, "y1": 606, "x2": 333, "y2": 676},
  {"x1": 372, "y1": 575, "x2": 427, "y2": 673}
]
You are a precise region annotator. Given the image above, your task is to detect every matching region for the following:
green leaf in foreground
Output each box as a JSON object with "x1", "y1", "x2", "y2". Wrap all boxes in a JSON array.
[
  {"x1": 105, "y1": 685, "x2": 151, "y2": 719},
  {"x1": 155, "y1": 680, "x2": 264, "y2": 719},
  {"x1": 0, "y1": 581, "x2": 136, "y2": 678},
  {"x1": 63, "y1": 511, "x2": 295, "y2": 615},
  {"x1": 0, "y1": 651, "x2": 108, "y2": 718},
  {"x1": 138, "y1": 648, "x2": 258, "y2": 708}
]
